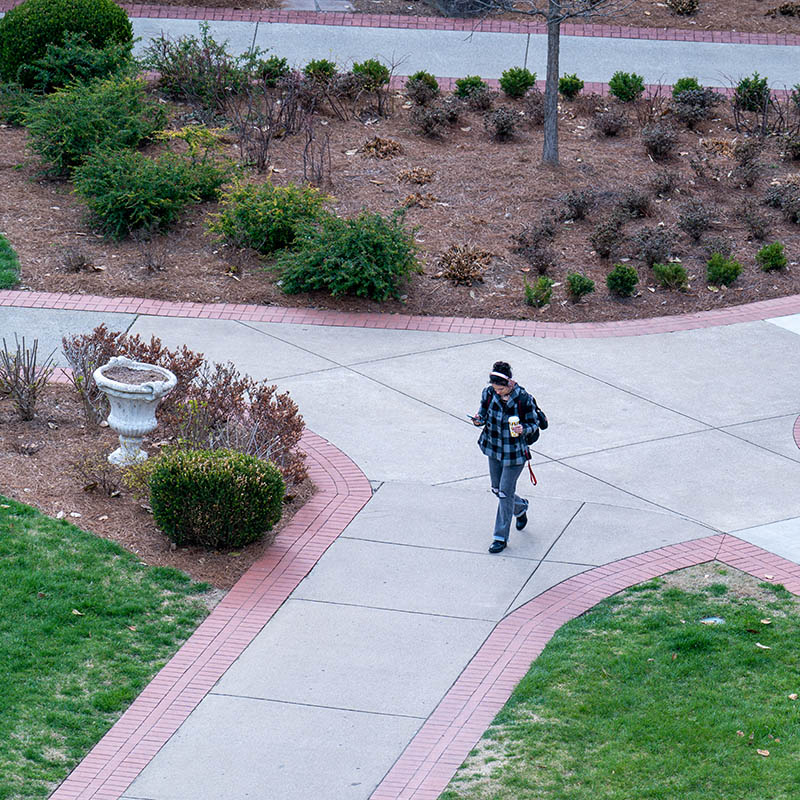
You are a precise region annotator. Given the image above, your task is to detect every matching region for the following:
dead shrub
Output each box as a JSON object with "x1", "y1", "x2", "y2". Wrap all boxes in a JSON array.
[
  {"x1": 736, "y1": 198, "x2": 772, "y2": 240},
  {"x1": 411, "y1": 104, "x2": 448, "y2": 138},
  {"x1": 590, "y1": 215, "x2": 625, "y2": 259},
  {"x1": 483, "y1": 107, "x2": 520, "y2": 141},
  {"x1": 397, "y1": 167, "x2": 434, "y2": 185},
  {"x1": 561, "y1": 188, "x2": 597, "y2": 221},
  {"x1": 642, "y1": 122, "x2": 678, "y2": 160},
  {"x1": 361, "y1": 136, "x2": 402, "y2": 158},
  {"x1": 703, "y1": 235, "x2": 734, "y2": 259},
  {"x1": 594, "y1": 108, "x2": 627, "y2": 137},
  {"x1": 61, "y1": 246, "x2": 93, "y2": 273},
  {"x1": 465, "y1": 86, "x2": 496, "y2": 111},
  {"x1": 402, "y1": 192, "x2": 438, "y2": 208},
  {"x1": 615, "y1": 187, "x2": 652, "y2": 219},
  {"x1": 435, "y1": 244, "x2": 492, "y2": 286},
  {"x1": 522, "y1": 89, "x2": 545, "y2": 126},
  {"x1": 677, "y1": 199, "x2": 713, "y2": 241},
  {"x1": 633, "y1": 226, "x2": 677, "y2": 266},
  {"x1": 667, "y1": 0, "x2": 699, "y2": 13},
  {"x1": 0, "y1": 335, "x2": 56, "y2": 421},
  {"x1": 71, "y1": 450, "x2": 123, "y2": 496},
  {"x1": 648, "y1": 168, "x2": 680, "y2": 196},
  {"x1": 521, "y1": 244, "x2": 559, "y2": 275},
  {"x1": 765, "y1": 2, "x2": 800, "y2": 15}
]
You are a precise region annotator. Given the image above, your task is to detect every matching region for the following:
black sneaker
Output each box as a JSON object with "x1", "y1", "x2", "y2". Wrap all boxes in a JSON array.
[
  {"x1": 516, "y1": 512, "x2": 528, "y2": 531},
  {"x1": 488, "y1": 540, "x2": 506, "y2": 553}
]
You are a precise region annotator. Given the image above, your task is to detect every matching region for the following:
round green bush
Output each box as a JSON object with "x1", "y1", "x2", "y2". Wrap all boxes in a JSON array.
[
  {"x1": 454, "y1": 75, "x2": 487, "y2": 98},
  {"x1": 652, "y1": 261, "x2": 688, "y2": 290},
  {"x1": 756, "y1": 241, "x2": 787, "y2": 272},
  {"x1": 208, "y1": 181, "x2": 330, "y2": 255},
  {"x1": 499, "y1": 67, "x2": 536, "y2": 99},
  {"x1": 706, "y1": 253, "x2": 742, "y2": 287},
  {"x1": 352, "y1": 58, "x2": 390, "y2": 90},
  {"x1": 606, "y1": 263, "x2": 639, "y2": 297},
  {"x1": 672, "y1": 76, "x2": 701, "y2": 98},
  {"x1": 0, "y1": 0, "x2": 132, "y2": 84},
  {"x1": 566, "y1": 272, "x2": 595, "y2": 301},
  {"x1": 276, "y1": 210, "x2": 419, "y2": 301},
  {"x1": 149, "y1": 448, "x2": 285, "y2": 549},
  {"x1": 608, "y1": 71, "x2": 646, "y2": 103},
  {"x1": 559, "y1": 73, "x2": 584, "y2": 100}
]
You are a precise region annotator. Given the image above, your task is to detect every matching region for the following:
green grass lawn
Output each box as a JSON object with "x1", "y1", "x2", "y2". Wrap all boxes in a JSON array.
[
  {"x1": 0, "y1": 496, "x2": 211, "y2": 800},
  {"x1": 442, "y1": 565, "x2": 800, "y2": 800},
  {"x1": 0, "y1": 234, "x2": 20, "y2": 289}
]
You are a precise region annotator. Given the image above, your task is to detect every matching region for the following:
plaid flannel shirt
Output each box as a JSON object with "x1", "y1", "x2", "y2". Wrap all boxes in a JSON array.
[{"x1": 475, "y1": 384, "x2": 538, "y2": 466}]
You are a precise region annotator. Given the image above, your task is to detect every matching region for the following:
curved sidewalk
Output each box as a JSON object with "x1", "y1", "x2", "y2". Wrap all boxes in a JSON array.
[{"x1": 1, "y1": 289, "x2": 798, "y2": 799}]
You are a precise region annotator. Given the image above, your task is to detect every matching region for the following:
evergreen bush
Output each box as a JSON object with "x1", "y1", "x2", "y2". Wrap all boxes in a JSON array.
[
  {"x1": 499, "y1": 67, "x2": 536, "y2": 98},
  {"x1": 276, "y1": 210, "x2": 419, "y2": 301},
  {"x1": 706, "y1": 253, "x2": 742, "y2": 286},
  {"x1": 524, "y1": 275, "x2": 554, "y2": 307},
  {"x1": 73, "y1": 148, "x2": 229, "y2": 239},
  {"x1": 756, "y1": 241, "x2": 787, "y2": 271},
  {"x1": 0, "y1": 0, "x2": 132, "y2": 84},
  {"x1": 208, "y1": 181, "x2": 329, "y2": 255},
  {"x1": 671, "y1": 76, "x2": 701, "y2": 98},
  {"x1": 652, "y1": 261, "x2": 688, "y2": 290},
  {"x1": 24, "y1": 75, "x2": 165, "y2": 175},
  {"x1": 454, "y1": 75, "x2": 487, "y2": 98},
  {"x1": 608, "y1": 71, "x2": 645, "y2": 102},
  {"x1": 606, "y1": 263, "x2": 639, "y2": 297},
  {"x1": 566, "y1": 272, "x2": 595, "y2": 301},
  {"x1": 0, "y1": 234, "x2": 21, "y2": 289},
  {"x1": 405, "y1": 71, "x2": 439, "y2": 105},
  {"x1": 149, "y1": 448, "x2": 284, "y2": 549},
  {"x1": 559, "y1": 73, "x2": 584, "y2": 100}
]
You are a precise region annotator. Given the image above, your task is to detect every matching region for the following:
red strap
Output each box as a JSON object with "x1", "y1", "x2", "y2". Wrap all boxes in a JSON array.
[{"x1": 528, "y1": 461, "x2": 537, "y2": 485}]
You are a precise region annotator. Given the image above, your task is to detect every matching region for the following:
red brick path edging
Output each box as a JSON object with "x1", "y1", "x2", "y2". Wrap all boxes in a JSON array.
[
  {"x1": 0, "y1": 0, "x2": 793, "y2": 46},
  {"x1": 49, "y1": 429, "x2": 372, "y2": 800},
  {"x1": 370, "y1": 534, "x2": 800, "y2": 800},
  {"x1": 4, "y1": 289, "x2": 800, "y2": 337}
]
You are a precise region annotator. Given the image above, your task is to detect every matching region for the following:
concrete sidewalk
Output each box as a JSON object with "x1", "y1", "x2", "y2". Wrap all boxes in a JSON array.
[
  {"x1": 128, "y1": 15, "x2": 800, "y2": 87},
  {"x1": 3, "y1": 303, "x2": 800, "y2": 799}
]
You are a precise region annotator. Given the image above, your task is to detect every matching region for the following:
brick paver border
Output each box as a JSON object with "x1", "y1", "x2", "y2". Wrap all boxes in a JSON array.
[
  {"x1": 370, "y1": 534, "x2": 800, "y2": 799},
  {"x1": 48, "y1": 429, "x2": 372, "y2": 800},
  {"x1": 0, "y1": 0, "x2": 795, "y2": 45},
  {"x1": 4, "y1": 289, "x2": 800, "y2": 337}
]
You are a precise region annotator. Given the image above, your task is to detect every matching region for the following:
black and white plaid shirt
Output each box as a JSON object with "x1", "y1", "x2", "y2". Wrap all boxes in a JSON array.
[{"x1": 475, "y1": 384, "x2": 538, "y2": 465}]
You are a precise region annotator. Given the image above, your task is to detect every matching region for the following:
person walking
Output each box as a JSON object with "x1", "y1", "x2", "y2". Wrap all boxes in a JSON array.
[{"x1": 471, "y1": 361, "x2": 539, "y2": 553}]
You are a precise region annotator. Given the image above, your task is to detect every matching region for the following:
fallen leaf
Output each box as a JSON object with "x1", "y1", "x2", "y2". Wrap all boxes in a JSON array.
[
  {"x1": 760, "y1": 619, "x2": 772, "y2": 625},
  {"x1": 127, "y1": 625, "x2": 137, "y2": 631},
  {"x1": 72, "y1": 609, "x2": 84, "y2": 616},
  {"x1": 369, "y1": 179, "x2": 384, "y2": 185},
  {"x1": 97, "y1": 515, "x2": 109, "y2": 521},
  {"x1": 672, "y1": 653, "x2": 678, "y2": 661},
  {"x1": 345, "y1": 149, "x2": 358, "y2": 155},
  {"x1": 736, "y1": 730, "x2": 745, "y2": 736},
  {"x1": 69, "y1": 512, "x2": 82, "y2": 518},
  {"x1": 765, "y1": 574, "x2": 775, "y2": 580},
  {"x1": 55, "y1": 511, "x2": 65, "y2": 519},
  {"x1": 460, "y1": 127, "x2": 472, "y2": 132},
  {"x1": 757, "y1": 749, "x2": 770, "y2": 757},
  {"x1": 0, "y1": 504, "x2": 10, "y2": 508},
  {"x1": 788, "y1": 693, "x2": 798, "y2": 700},
  {"x1": 272, "y1": 168, "x2": 287, "y2": 174},
  {"x1": 755, "y1": 642, "x2": 771, "y2": 649}
]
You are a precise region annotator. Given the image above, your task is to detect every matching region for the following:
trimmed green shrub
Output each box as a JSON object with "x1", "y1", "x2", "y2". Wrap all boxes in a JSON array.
[
  {"x1": 756, "y1": 241, "x2": 787, "y2": 271},
  {"x1": 559, "y1": 73, "x2": 584, "y2": 99},
  {"x1": 0, "y1": 0, "x2": 132, "y2": 84},
  {"x1": 524, "y1": 275, "x2": 554, "y2": 307},
  {"x1": 73, "y1": 148, "x2": 228, "y2": 239},
  {"x1": 276, "y1": 210, "x2": 419, "y2": 301},
  {"x1": 652, "y1": 261, "x2": 688, "y2": 290},
  {"x1": 672, "y1": 76, "x2": 701, "y2": 97},
  {"x1": 706, "y1": 253, "x2": 742, "y2": 286},
  {"x1": 608, "y1": 71, "x2": 645, "y2": 103},
  {"x1": 454, "y1": 75, "x2": 487, "y2": 98},
  {"x1": 734, "y1": 72, "x2": 770, "y2": 112},
  {"x1": 0, "y1": 233, "x2": 21, "y2": 289},
  {"x1": 24, "y1": 75, "x2": 166, "y2": 175},
  {"x1": 499, "y1": 67, "x2": 536, "y2": 99},
  {"x1": 18, "y1": 30, "x2": 132, "y2": 92},
  {"x1": 303, "y1": 58, "x2": 337, "y2": 83},
  {"x1": 258, "y1": 54, "x2": 290, "y2": 87},
  {"x1": 405, "y1": 70, "x2": 439, "y2": 105},
  {"x1": 606, "y1": 263, "x2": 639, "y2": 297},
  {"x1": 208, "y1": 181, "x2": 329, "y2": 255},
  {"x1": 566, "y1": 272, "x2": 595, "y2": 301},
  {"x1": 352, "y1": 58, "x2": 390, "y2": 90},
  {"x1": 149, "y1": 447, "x2": 284, "y2": 549}
]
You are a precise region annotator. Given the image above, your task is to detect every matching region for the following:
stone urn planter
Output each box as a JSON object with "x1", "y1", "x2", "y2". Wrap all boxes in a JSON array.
[{"x1": 93, "y1": 356, "x2": 177, "y2": 465}]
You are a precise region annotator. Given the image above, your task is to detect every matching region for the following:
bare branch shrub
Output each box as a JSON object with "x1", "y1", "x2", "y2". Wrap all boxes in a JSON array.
[
  {"x1": 0, "y1": 335, "x2": 56, "y2": 420},
  {"x1": 71, "y1": 450, "x2": 123, "y2": 496},
  {"x1": 302, "y1": 122, "x2": 332, "y2": 190}
]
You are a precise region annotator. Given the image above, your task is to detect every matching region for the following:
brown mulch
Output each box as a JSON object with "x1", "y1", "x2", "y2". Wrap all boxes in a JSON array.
[
  {"x1": 0, "y1": 385, "x2": 315, "y2": 590},
  {"x1": 2, "y1": 93, "x2": 800, "y2": 324},
  {"x1": 351, "y1": 0, "x2": 800, "y2": 36}
]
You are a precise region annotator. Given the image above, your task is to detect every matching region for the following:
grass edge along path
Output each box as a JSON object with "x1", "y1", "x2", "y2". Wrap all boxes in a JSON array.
[
  {"x1": 0, "y1": 496, "x2": 211, "y2": 800},
  {"x1": 440, "y1": 564, "x2": 800, "y2": 800},
  {"x1": 0, "y1": 233, "x2": 20, "y2": 289}
]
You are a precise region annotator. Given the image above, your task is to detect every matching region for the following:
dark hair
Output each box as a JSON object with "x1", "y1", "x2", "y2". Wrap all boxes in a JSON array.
[{"x1": 492, "y1": 361, "x2": 512, "y2": 379}]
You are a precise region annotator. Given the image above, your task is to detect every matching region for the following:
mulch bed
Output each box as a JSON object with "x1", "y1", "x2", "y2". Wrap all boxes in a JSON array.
[
  {"x1": 2, "y1": 91, "x2": 799, "y2": 324},
  {"x1": 0, "y1": 384, "x2": 314, "y2": 591}
]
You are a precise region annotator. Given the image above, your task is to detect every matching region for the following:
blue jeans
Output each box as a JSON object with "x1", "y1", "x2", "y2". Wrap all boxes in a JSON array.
[{"x1": 488, "y1": 458, "x2": 528, "y2": 543}]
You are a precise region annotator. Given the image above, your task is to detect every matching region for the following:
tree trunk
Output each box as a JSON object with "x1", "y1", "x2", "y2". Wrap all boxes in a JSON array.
[{"x1": 542, "y1": 0, "x2": 561, "y2": 165}]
